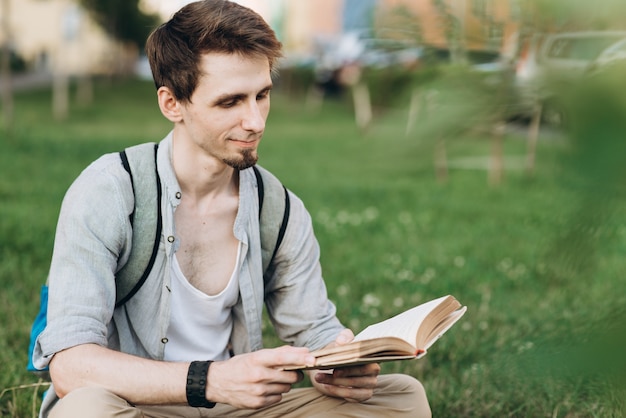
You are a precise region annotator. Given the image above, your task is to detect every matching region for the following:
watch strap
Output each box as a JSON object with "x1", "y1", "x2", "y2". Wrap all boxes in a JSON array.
[{"x1": 186, "y1": 360, "x2": 216, "y2": 408}]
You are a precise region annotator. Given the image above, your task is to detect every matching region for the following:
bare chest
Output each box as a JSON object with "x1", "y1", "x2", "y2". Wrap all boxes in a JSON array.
[{"x1": 174, "y1": 202, "x2": 239, "y2": 296}]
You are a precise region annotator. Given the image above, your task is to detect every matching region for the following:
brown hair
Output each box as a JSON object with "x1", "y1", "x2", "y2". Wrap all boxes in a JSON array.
[{"x1": 145, "y1": 0, "x2": 282, "y2": 103}]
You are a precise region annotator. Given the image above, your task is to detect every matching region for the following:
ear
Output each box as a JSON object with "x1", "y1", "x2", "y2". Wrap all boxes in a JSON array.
[{"x1": 157, "y1": 86, "x2": 183, "y2": 123}]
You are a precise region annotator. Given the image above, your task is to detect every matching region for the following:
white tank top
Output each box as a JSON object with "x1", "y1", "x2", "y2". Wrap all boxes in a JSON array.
[{"x1": 163, "y1": 243, "x2": 241, "y2": 362}]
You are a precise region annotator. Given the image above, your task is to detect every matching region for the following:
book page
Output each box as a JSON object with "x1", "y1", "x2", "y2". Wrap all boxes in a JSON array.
[
  {"x1": 353, "y1": 295, "x2": 452, "y2": 347},
  {"x1": 284, "y1": 295, "x2": 466, "y2": 370},
  {"x1": 422, "y1": 305, "x2": 467, "y2": 351}
]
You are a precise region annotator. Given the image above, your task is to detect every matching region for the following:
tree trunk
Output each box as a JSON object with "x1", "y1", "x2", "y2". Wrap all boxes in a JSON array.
[
  {"x1": 53, "y1": 74, "x2": 69, "y2": 121},
  {"x1": 489, "y1": 122, "x2": 506, "y2": 186},
  {"x1": 525, "y1": 103, "x2": 542, "y2": 176},
  {"x1": 1, "y1": 0, "x2": 13, "y2": 135}
]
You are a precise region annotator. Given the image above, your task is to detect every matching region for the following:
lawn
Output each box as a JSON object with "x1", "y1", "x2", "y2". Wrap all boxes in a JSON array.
[{"x1": 1, "y1": 75, "x2": 625, "y2": 417}]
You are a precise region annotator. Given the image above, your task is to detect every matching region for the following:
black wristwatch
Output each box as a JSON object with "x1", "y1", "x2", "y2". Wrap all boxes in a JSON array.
[{"x1": 186, "y1": 360, "x2": 216, "y2": 408}]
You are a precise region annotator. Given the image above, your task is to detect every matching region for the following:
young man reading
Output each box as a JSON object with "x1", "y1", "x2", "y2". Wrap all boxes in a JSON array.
[{"x1": 32, "y1": 1, "x2": 431, "y2": 417}]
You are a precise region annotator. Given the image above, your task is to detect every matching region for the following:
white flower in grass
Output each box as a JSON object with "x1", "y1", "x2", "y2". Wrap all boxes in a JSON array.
[
  {"x1": 336, "y1": 210, "x2": 354, "y2": 225},
  {"x1": 508, "y1": 263, "x2": 527, "y2": 280},
  {"x1": 454, "y1": 256, "x2": 466, "y2": 268},
  {"x1": 517, "y1": 341, "x2": 534, "y2": 354},
  {"x1": 316, "y1": 209, "x2": 331, "y2": 226},
  {"x1": 498, "y1": 257, "x2": 513, "y2": 272},
  {"x1": 393, "y1": 297, "x2": 404, "y2": 308},
  {"x1": 336, "y1": 284, "x2": 349, "y2": 296},
  {"x1": 398, "y1": 211, "x2": 413, "y2": 225},
  {"x1": 363, "y1": 207, "x2": 379, "y2": 222},
  {"x1": 363, "y1": 293, "x2": 381, "y2": 307},
  {"x1": 350, "y1": 215, "x2": 363, "y2": 226},
  {"x1": 420, "y1": 267, "x2": 436, "y2": 284},
  {"x1": 397, "y1": 269, "x2": 412, "y2": 281},
  {"x1": 388, "y1": 253, "x2": 402, "y2": 266}
]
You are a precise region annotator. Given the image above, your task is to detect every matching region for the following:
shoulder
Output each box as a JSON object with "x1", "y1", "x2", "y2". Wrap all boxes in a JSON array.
[
  {"x1": 246, "y1": 165, "x2": 309, "y2": 220},
  {"x1": 69, "y1": 152, "x2": 131, "y2": 196},
  {"x1": 253, "y1": 167, "x2": 313, "y2": 245},
  {"x1": 78, "y1": 152, "x2": 130, "y2": 182},
  {"x1": 60, "y1": 151, "x2": 134, "y2": 225}
]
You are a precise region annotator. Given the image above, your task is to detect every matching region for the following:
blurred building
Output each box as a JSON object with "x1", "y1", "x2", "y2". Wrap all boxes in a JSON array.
[
  {"x1": 378, "y1": 0, "x2": 523, "y2": 60},
  {"x1": 139, "y1": 0, "x2": 345, "y2": 64},
  {"x1": 274, "y1": 0, "x2": 523, "y2": 63},
  {"x1": 2, "y1": 0, "x2": 528, "y2": 79},
  {"x1": 281, "y1": 0, "x2": 343, "y2": 55},
  {"x1": 1, "y1": 0, "x2": 136, "y2": 76}
]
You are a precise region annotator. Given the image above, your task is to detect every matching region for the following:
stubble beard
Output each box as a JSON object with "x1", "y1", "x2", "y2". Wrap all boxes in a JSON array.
[{"x1": 223, "y1": 148, "x2": 258, "y2": 171}]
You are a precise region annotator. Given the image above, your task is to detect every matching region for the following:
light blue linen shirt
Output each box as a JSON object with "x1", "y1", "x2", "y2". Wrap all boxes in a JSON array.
[{"x1": 34, "y1": 132, "x2": 344, "y2": 416}]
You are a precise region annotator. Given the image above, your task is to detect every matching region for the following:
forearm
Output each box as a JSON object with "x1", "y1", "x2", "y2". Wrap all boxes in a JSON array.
[
  {"x1": 50, "y1": 343, "x2": 188, "y2": 405},
  {"x1": 50, "y1": 344, "x2": 315, "y2": 409}
]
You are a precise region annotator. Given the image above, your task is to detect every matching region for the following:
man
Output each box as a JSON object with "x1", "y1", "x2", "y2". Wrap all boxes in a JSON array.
[{"x1": 33, "y1": 1, "x2": 431, "y2": 417}]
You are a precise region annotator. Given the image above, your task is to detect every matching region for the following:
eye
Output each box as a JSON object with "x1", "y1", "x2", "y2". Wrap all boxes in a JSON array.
[
  {"x1": 219, "y1": 99, "x2": 238, "y2": 108},
  {"x1": 257, "y1": 90, "x2": 271, "y2": 101}
]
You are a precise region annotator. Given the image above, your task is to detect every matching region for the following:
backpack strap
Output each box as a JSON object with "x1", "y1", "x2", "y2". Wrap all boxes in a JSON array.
[
  {"x1": 28, "y1": 149, "x2": 291, "y2": 376},
  {"x1": 114, "y1": 147, "x2": 289, "y2": 306},
  {"x1": 115, "y1": 143, "x2": 162, "y2": 307},
  {"x1": 253, "y1": 165, "x2": 290, "y2": 280}
]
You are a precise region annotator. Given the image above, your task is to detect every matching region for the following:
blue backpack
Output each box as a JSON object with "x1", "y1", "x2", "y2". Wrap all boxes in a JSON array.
[{"x1": 27, "y1": 143, "x2": 290, "y2": 376}]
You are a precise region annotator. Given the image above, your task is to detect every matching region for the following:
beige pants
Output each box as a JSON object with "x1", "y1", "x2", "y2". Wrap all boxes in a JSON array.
[{"x1": 49, "y1": 374, "x2": 431, "y2": 418}]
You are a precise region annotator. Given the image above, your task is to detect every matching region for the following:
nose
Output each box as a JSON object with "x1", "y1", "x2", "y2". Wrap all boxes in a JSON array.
[{"x1": 241, "y1": 101, "x2": 266, "y2": 133}]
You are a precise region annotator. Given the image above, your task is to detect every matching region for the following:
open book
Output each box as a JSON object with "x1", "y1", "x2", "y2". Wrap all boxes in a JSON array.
[{"x1": 288, "y1": 295, "x2": 467, "y2": 370}]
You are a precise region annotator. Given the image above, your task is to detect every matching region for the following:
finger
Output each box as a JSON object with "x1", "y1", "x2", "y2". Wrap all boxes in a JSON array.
[
  {"x1": 262, "y1": 382, "x2": 296, "y2": 397},
  {"x1": 314, "y1": 371, "x2": 378, "y2": 390},
  {"x1": 335, "y1": 329, "x2": 355, "y2": 345},
  {"x1": 333, "y1": 363, "x2": 380, "y2": 378},
  {"x1": 255, "y1": 346, "x2": 316, "y2": 369},
  {"x1": 317, "y1": 383, "x2": 375, "y2": 403},
  {"x1": 274, "y1": 368, "x2": 305, "y2": 385}
]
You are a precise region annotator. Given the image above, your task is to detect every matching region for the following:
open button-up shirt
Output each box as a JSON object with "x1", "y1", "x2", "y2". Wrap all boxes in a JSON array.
[{"x1": 34, "y1": 132, "x2": 343, "y2": 417}]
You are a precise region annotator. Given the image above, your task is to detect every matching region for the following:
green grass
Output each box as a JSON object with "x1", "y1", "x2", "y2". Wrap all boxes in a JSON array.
[{"x1": 1, "y1": 76, "x2": 625, "y2": 417}]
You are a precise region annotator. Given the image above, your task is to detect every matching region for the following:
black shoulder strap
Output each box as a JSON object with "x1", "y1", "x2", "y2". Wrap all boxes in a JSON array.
[
  {"x1": 114, "y1": 149, "x2": 288, "y2": 307},
  {"x1": 252, "y1": 165, "x2": 290, "y2": 279},
  {"x1": 115, "y1": 143, "x2": 162, "y2": 307}
]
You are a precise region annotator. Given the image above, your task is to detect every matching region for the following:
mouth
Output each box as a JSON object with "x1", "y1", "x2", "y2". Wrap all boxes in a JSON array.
[{"x1": 229, "y1": 138, "x2": 259, "y2": 149}]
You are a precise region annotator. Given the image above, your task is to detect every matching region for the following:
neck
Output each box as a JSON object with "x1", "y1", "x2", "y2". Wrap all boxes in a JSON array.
[{"x1": 171, "y1": 134, "x2": 238, "y2": 201}]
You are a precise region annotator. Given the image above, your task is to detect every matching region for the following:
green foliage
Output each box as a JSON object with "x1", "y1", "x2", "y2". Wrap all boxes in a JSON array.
[
  {"x1": 1, "y1": 76, "x2": 625, "y2": 417},
  {"x1": 79, "y1": 0, "x2": 160, "y2": 48},
  {"x1": 528, "y1": 0, "x2": 626, "y2": 31},
  {"x1": 373, "y1": 4, "x2": 422, "y2": 43}
]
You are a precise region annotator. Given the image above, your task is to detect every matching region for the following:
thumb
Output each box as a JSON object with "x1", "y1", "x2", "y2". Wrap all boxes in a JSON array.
[{"x1": 335, "y1": 329, "x2": 354, "y2": 346}]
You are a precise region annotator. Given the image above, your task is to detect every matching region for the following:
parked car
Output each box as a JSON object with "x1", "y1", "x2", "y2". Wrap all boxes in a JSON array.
[
  {"x1": 587, "y1": 37, "x2": 626, "y2": 73},
  {"x1": 513, "y1": 31, "x2": 626, "y2": 125}
]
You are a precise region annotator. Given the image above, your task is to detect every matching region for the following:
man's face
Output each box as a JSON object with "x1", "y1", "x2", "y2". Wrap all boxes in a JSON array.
[{"x1": 176, "y1": 52, "x2": 273, "y2": 170}]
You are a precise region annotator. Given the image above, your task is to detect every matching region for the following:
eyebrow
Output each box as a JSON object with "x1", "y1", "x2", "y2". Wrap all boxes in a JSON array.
[{"x1": 212, "y1": 84, "x2": 273, "y2": 107}]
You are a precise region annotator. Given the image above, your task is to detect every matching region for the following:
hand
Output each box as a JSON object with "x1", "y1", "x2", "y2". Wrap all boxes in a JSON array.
[
  {"x1": 206, "y1": 346, "x2": 315, "y2": 409},
  {"x1": 310, "y1": 329, "x2": 381, "y2": 402}
]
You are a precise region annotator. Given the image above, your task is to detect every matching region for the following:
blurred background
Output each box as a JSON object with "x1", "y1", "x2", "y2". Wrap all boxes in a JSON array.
[
  {"x1": 3, "y1": 0, "x2": 626, "y2": 130},
  {"x1": 1, "y1": 0, "x2": 626, "y2": 417}
]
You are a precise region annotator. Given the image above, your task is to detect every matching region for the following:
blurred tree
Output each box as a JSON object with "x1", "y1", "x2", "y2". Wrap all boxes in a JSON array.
[
  {"x1": 374, "y1": 4, "x2": 422, "y2": 44},
  {"x1": 432, "y1": 0, "x2": 466, "y2": 63},
  {"x1": 1, "y1": 0, "x2": 12, "y2": 135},
  {"x1": 50, "y1": 1, "x2": 159, "y2": 121},
  {"x1": 526, "y1": 0, "x2": 626, "y2": 32},
  {"x1": 78, "y1": 0, "x2": 159, "y2": 48}
]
